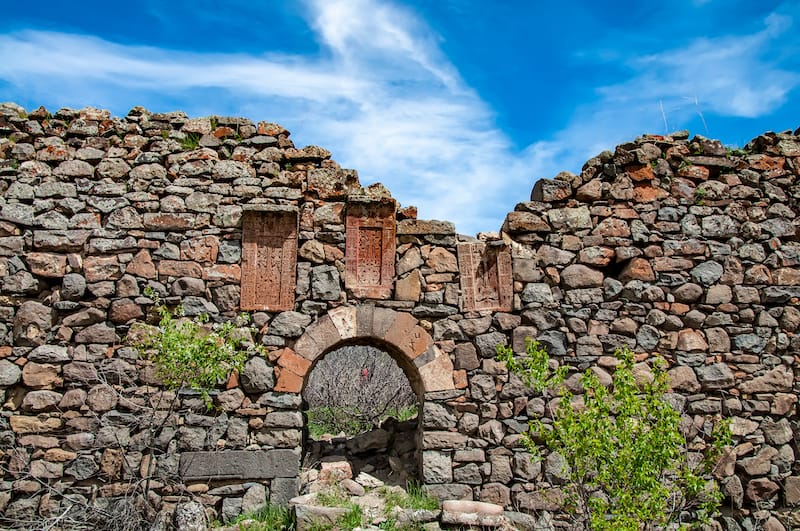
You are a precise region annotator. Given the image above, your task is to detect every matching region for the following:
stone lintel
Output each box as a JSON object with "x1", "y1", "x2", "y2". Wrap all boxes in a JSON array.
[
  {"x1": 241, "y1": 204, "x2": 299, "y2": 213},
  {"x1": 423, "y1": 431, "x2": 468, "y2": 450},
  {"x1": 179, "y1": 449, "x2": 299, "y2": 480},
  {"x1": 346, "y1": 195, "x2": 396, "y2": 206},
  {"x1": 397, "y1": 219, "x2": 456, "y2": 235}
]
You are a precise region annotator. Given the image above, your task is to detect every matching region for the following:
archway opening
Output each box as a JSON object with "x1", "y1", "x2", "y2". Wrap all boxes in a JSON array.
[{"x1": 302, "y1": 342, "x2": 421, "y2": 486}]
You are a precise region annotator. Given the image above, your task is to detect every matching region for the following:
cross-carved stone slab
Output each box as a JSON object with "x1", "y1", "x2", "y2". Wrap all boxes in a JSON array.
[
  {"x1": 345, "y1": 197, "x2": 396, "y2": 299},
  {"x1": 457, "y1": 241, "x2": 512, "y2": 312},
  {"x1": 240, "y1": 205, "x2": 298, "y2": 311}
]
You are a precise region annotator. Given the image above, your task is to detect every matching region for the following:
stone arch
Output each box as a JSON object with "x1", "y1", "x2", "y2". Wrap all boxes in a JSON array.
[
  {"x1": 291, "y1": 304, "x2": 456, "y2": 394},
  {"x1": 294, "y1": 305, "x2": 455, "y2": 484}
]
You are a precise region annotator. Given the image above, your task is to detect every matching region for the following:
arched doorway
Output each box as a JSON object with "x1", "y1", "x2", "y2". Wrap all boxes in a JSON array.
[
  {"x1": 289, "y1": 305, "x2": 456, "y2": 486},
  {"x1": 303, "y1": 342, "x2": 419, "y2": 484}
]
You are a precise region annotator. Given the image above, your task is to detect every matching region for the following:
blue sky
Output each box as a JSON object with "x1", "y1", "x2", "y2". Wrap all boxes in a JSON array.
[{"x1": 1, "y1": 1, "x2": 798, "y2": 235}]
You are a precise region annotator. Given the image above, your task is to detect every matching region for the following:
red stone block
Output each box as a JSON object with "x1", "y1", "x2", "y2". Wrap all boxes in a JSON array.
[
  {"x1": 274, "y1": 368, "x2": 303, "y2": 393},
  {"x1": 84, "y1": 256, "x2": 121, "y2": 282},
  {"x1": 157, "y1": 260, "x2": 203, "y2": 279},
  {"x1": 277, "y1": 348, "x2": 311, "y2": 377},
  {"x1": 143, "y1": 213, "x2": 195, "y2": 231},
  {"x1": 125, "y1": 250, "x2": 157, "y2": 279},
  {"x1": 592, "y1": 218, "x2": 630, "y2": 238},
  {"x1": 633, "y1": 185, "x2": 668, "y2": 202},
  {"x1": 626, "y1": 163, "x2": 655, "y2": 182},
  {"x1": 180, "y1": 235, "x2": 219, "y2": 264},
  {"x1": 676, "y1": 164, "x2": 710, "y2": 181},
  {"x1": 27, "y1": 252, "x2": 67, "y2": 277},
  {"x1": 204, "y1": 264, "x2": 241, "y2": 283}
]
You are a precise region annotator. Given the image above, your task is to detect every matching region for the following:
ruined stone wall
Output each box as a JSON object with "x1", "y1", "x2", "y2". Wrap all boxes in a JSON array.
[{"x1": 0, "y1": 102, "x2": 798, "y2": 529}]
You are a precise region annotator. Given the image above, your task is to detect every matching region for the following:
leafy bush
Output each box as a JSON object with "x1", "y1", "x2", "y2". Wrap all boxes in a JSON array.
[
  {"x1": 134, "y1": 290, "x2": 260, "y2": 407},
  {"x1": 497, "y1": 339, "x2": 730, "y2": 531}
]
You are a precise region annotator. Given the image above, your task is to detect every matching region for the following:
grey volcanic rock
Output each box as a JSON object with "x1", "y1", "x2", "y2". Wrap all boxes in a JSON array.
[
  {"x1": 0, "y1": 360, "x2": 22, "y2": 386},
  {"x1": 311, "y1": 265, "x2": 340, "y2": 300},
  {"x1": 13, "y1": 301, "x2": 52, "y2": 346},
  {"x1": 60, "y1": 273, "x2": 87, "y2": 300},
  {"x1": 269, "y1": 311, "x2": 312, "y2": 337},
  {"x1": 240, "y1": 357, "x2": 274, "y2": 393}
]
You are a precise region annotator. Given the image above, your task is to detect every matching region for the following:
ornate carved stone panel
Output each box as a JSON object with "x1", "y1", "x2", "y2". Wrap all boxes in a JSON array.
[
  {"x1": 345, "y1": 197, "x2": 396, "y2": 299},
  {"x1": 458, "y1": 241, "x2": 512, "y2": 312},
  {"x1": 240, "y1": 206, "x2": 298, "y2": 311}
]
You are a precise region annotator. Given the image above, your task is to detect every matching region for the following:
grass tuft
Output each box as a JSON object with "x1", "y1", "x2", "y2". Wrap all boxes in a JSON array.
[
  {"x1": 380, "y1": 481, "x2": 439, "y2": 512},
  {"x1": 226, "y1": 501, "x2": 295, "y2": 530},
  {"x1": 315, "y1": 485, "x2": 350, "y2": 508},
  {"x1": 181, "y1": 132, "x2": 201, "y2": 150},
  {"x1": 336, "y1": 504, "x2": 364, "y2": 529}
]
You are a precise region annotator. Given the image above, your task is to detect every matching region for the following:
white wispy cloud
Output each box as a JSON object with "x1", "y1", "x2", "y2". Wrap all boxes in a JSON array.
[
  {"x1": 0, "y1": 1, "x2": 531, "y2": 235},
  {"x1": 0, "y1": 31, "x2": 370, "y2": 102},
  {"x1": 598, "y1": 12, "x2": 798, "y2": 121},
  {"x1": 0, "y1": 1, "x2": 797, "y2": 234},
  {"x1": 536, "y1": 8, "x2": 800, "y2": 175}
]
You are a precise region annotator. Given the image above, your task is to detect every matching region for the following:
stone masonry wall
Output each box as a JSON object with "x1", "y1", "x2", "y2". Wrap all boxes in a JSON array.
[{"x1": 0, "y1": 102, "x2": 798, "y2": 529}]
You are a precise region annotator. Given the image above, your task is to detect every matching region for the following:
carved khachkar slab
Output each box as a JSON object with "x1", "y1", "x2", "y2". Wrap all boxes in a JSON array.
[
  {"x1": 241, "y1": 206, "x2": 298, "y2": 311},
  {"x1": 458, "y1": 241, "x2": 512, "y2": 312},
  {"x1": 345, "y1": 197, "x2": 396, "y2": 299}
]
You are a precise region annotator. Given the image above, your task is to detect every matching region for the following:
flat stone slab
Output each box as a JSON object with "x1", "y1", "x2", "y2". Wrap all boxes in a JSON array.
[
  {"x1": 442, "y1": 500, "x2": 504, "y2": 515},
  {"x1": 179, "y1": 449, "x2": 299, "y2": 480},
  {"x1": 441, "y1": 511, "x2": 508, "y2": 527},
  {"x1": 441, "y1": 499, "x2": 508, "y2": 527},
  {"x1": 241, "y1": 204, "x2": 298, "y2": 212},
  {"x1": 397, "y1": 219, "x2": 455, "y2": 235},
  {"x1": 294, "y1": 504, "x2": 349, "y2": 531}
]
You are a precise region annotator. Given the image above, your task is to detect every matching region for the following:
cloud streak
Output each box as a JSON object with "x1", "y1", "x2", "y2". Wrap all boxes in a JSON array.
[
  {"x1": 541, "y1": 8, "x2": 800, "y2": 174},
  {"x1": 0, "y1": 1, "x2": 797, "y2": 234},
  {"x1": 0, "y1": 2, "x2": 528, "y2": 235},
  {"x1": 598, "y1": 12, "x2": 799, "y2": 120}
]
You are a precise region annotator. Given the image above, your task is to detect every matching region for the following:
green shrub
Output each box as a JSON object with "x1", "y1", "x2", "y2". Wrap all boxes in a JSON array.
[
  {"x1": 391, "y1": 405, "x2": 419, "y2": 423},
  {"x1": 315, "y1": 485, "x2": 350, "y2": 508},
  {"x1": 497, "y1": 339, "x2": 730, "y2": 530},
  {"x1": 307, "y1": 406, "x2": 370, "y2": 439},
  {"x1": 134, "y1": 289, "x2": 260, "y2": 407},
  {"x1": 310, "y1": 486, "x2": 365, "y2": 530}
]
